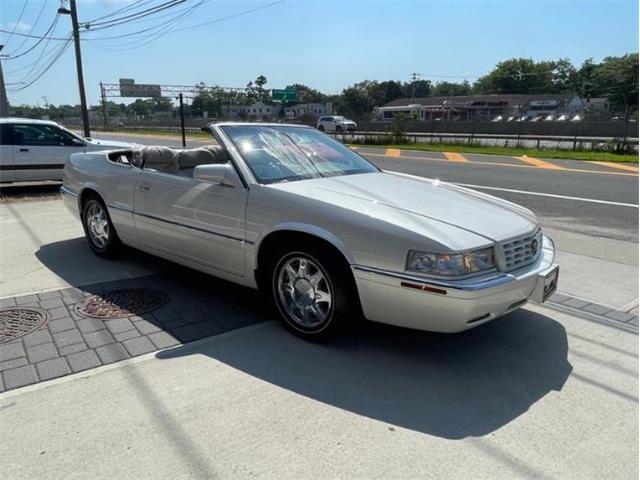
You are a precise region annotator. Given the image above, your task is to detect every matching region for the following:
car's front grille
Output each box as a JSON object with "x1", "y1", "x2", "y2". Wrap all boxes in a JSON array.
[{"x1": 501, "y1": 229, "x2": 543, "y2": 271}]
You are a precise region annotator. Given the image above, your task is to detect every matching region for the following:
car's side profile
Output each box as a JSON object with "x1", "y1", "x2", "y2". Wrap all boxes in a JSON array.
[
  {"x1": 62, "y1": 122, "x2": 558, "y2": 340},
  {"x1": 0, "y1": 118, "x2": 134, "y2": 182},
  {"x1": 317, "y1": 115, "x2": 357, "y2": 133}
]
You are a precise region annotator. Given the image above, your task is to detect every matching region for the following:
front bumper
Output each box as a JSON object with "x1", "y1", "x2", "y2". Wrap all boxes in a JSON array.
[{"x1": 353, "y1": 236, "x2": 558, "y2": 333}]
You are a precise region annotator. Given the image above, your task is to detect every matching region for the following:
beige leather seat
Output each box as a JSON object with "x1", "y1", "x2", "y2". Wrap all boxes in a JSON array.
[
  {"x1": 140, "y1": 145, "x2": 227, "y2": 178},
  {"x1": 177, "y1": 146, "x2": 226, "y2": 177},
  {"x1": 140, "y1": 146, "x2": 179, "y2": 174}
]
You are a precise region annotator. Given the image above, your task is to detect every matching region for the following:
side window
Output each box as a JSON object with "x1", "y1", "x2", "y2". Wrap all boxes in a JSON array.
[
  {"x1": 0, "y1": 124, "x2": 14, "y2": 145},
  {"x1": 12, "y1": 124, "x2": 77, "y2": 146}
]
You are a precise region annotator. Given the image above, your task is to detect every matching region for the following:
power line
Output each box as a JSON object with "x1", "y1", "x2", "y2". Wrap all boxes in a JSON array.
[
  {"x1": 82, "y1": 0, "x2": 189, "y2": 30},
  {"x1": 85, "y1": 0, "x2": 209, "y2": 50},
  {"x1": 2, "y1": 0, "x2": 29, "y2": 45},
  {"x1": 83, "y1": 0, "x2": 156, "y2": 24},
  {"x1": 8, "y1": 0, "x2": 50, "y2": 54},
  {"x1": 7, "y1": 36, "x2": 72, "y2": 91},
  {"x1": 4, "y1": 9, "x2": 63, "y2": 61}
]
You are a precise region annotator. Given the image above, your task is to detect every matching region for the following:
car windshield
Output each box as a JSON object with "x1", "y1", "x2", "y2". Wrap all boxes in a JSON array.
[
  {"x1": 221, "y1": 125, "x2": 379, "y2": 184},
  {"x1": 333, "y1": 116, "x2": 345, "y2": 121}
]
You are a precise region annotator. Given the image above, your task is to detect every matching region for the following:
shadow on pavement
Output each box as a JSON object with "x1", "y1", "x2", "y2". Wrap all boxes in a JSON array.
[{"x1": 157, "y1": 310, "x2": 572, "y2": 440}]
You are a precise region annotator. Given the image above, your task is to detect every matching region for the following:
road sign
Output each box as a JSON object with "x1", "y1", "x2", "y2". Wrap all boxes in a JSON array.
[
  {"x1": 119, "y1": 78, "x2": 161, "y2": 98},
  {"x1": 271, "y1": 88, "x2": 297, "y2": 102}
]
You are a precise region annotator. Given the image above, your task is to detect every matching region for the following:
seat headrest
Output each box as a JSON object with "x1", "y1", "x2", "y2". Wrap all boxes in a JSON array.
[
  {"x1": 178, "y1": 147, "x2": 222, "y2": 169},
  {"x1": 141, "y1": 146, "x2": 179, "y2": 170}
]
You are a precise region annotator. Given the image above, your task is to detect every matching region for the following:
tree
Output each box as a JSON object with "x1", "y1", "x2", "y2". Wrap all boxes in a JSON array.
[
  {"x1": 286, "y1": 83, "x2": 326, "y2": 104},
  {"x1": 472, "y1": 58, "x2": 556, "y2": 94},
  {"x1": 431, "y1": 80, "x2": 471, "y2": 97},
  {"x1": 246, "y1": 75, "x2": 271, "y2": 104},
  {"x1": 403, "y1": 79, "x2": 431, "y2": 98},
  {"x1": 593, "y1": 54, "x2": 638, "y2": 111}
]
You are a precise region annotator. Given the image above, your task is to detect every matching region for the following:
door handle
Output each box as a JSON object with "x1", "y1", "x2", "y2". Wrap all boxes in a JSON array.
[
  {"x1": 139, "y1": 183, "x2": 151, "y2": 192},
  {"x1": 18, "y1": 148, "x2": 29, "y2": 152}
]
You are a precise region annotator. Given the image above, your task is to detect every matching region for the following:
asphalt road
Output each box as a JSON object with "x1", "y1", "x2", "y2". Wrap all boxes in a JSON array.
[{"x1": 90, "y1": 131, "x2": 639, "y2": 243}]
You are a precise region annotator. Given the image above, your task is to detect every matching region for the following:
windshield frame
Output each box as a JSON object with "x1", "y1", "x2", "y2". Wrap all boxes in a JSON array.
[{"x1": 218, "y1": 124, "x2": 380, "y2": 185}]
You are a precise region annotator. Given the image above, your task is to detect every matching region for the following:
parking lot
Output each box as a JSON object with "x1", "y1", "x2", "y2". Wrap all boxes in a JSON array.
[{"x1": 0, "y1": 133, "x2": 637, "y2": 479}]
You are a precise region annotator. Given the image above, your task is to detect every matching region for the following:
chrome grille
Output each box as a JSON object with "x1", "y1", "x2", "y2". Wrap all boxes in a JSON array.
[{"x1": 501, "y1": 229, "x2": 542, "y2": 271}]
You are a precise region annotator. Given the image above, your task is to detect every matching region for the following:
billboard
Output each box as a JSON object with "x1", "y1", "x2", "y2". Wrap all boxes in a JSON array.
[{"x1": 119, "y1": 79, "x2": 162, "y2": 98}]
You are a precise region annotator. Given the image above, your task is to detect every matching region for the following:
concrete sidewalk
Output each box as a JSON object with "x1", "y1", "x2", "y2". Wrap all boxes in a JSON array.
[{"x1": 1, "y1": 306, "x2": 637, "y2": 479}]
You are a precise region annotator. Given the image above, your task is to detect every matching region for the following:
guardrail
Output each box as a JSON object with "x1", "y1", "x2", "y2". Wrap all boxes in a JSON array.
[
  {"x1": 86, "y1": 124, "x2": 639, "y2": 151},
  {"x1": 328, "y1": 130, "x2": 639, "y2": 151}
]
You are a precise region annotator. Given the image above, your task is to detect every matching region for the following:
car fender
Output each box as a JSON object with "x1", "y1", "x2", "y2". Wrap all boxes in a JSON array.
[{"x1": 252, "y1": 222, "x2": 356, "y2": 271}]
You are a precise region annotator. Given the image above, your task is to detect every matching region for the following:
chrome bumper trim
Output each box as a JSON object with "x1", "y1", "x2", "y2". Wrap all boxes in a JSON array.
[
  {"x1": 353, "y1": 265, "x2": 513, "y2": 291},
  {"x1": 60, "y1": 186, "x2": 79, "y2": 197}
]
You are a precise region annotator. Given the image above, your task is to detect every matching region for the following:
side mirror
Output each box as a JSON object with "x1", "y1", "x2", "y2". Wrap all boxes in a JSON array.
[
  {"x1": 72, "y1": 138, "x2": 86, "y2": 147},
  {"x1": 193, "y1": 163, "x2": 242, "y2": 187}
]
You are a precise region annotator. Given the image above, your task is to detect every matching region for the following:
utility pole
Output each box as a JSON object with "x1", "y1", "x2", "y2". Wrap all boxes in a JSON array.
[
  {"x1": 409, "y1": 72, "x2": 421, "y2": 102},
  {"x1": 59, "y1": 0, "x2": 90, "y2": 137},
  {"x1": 100, "y1": 82, "x2": 108, "y2": 128},
  {"x1": 0, "y1": 45, "x2": 9, "y2": 117},
  {"x1": 178, "y1": 93, "x2": 186, "y2": 147}
]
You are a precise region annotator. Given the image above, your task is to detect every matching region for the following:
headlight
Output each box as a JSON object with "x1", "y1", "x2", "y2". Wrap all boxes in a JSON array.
[{"x1": 406, "y1": 247, "x2": 496, "y2": 277}]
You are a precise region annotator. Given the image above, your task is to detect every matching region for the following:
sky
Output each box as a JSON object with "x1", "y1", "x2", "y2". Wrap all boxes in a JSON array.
[{"x1": 1, "y1": 0, "x2": 638, "y2": 106}]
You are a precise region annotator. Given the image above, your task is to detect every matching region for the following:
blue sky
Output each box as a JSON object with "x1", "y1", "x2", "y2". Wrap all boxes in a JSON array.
[{"x1": 1, "y1": 0, "x2": 638, "y2": 106}]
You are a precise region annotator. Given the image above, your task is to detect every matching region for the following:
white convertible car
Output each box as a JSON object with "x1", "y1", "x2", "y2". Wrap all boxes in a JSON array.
[{"x1": 61, "y1": 122, "x2": 559, "y2": 339}]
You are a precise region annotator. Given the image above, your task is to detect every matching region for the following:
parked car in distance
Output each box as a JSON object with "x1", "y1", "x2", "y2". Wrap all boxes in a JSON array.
[
  {"x1": 62, "y1": 122, "x2": 559, "y2": 340},
  {"x1": 317, "y1": 115, "x2": 357, "y2": 132},
  {"x1": 556, "y1": 115, "x2": 569, "y2": 121},
  {"x1": 0, "y1": 118, "x2": 136, "y2": 182}
]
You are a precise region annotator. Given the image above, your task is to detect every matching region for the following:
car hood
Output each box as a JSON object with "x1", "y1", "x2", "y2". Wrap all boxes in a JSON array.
[
  {"x1": 269, "y1": 171, "x2": 538, "y2": 245},
  {"x1": 85, "y1": 137, "x2": 137, "y2": 149}
]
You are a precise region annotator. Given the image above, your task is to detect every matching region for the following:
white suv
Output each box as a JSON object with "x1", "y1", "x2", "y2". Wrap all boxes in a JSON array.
[{"x1": 317, "y1": 116, "x2": 357, "y2": 133}]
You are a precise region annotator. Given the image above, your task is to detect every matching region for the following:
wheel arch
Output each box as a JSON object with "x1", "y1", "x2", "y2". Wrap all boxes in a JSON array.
[
  {"x1": 254, "y1": 225, "x2": 355, "y2": 288},
  {"x1": 78, "y1": 184, "x2": 104, "y2": 213}
]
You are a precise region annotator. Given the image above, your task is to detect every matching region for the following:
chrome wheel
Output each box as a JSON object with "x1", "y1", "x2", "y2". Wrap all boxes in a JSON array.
[
  {"x1": 276, "y1": 255, "x2": 333, "y2": 329},
  {"x1": 86, "y1": 202, "x2": 110, "y2": 249}
]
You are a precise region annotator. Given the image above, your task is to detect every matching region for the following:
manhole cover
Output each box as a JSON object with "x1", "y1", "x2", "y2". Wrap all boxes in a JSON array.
[
  {"x1": 0, "y1": 308, "x2": 50, "y2": 344},
  {"x1": 76, "y1": 288, "x2": 168, "y2": 319}
]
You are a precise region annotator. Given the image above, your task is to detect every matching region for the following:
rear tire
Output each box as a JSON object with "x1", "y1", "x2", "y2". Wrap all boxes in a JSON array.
[
  {"x1": 318, "y1": 125, "x2": 325, "y2": 132},
  {"x1": 268, "y1": 242, "x2": 358, "y2": 341},
  {"x1": 81, "y1": 194, "x2": 120, "y2": 257},
  {"x1": 335, "y1": 125, "x2": 343, "y2": 132}
]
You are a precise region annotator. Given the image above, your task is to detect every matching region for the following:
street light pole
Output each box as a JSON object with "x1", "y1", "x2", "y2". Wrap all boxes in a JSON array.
[{"x1": 60, "y1": 0, "x2": 90, "y2": 137}]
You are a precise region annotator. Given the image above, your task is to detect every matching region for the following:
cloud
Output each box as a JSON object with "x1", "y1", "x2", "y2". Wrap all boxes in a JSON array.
[{"x1": 7, "y1": 21, "x2": 32, "y2": 33}]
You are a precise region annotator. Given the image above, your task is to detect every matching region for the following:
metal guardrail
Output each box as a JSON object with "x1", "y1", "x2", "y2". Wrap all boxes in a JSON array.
[
  {"x1": 328, "y1": 130, "x2": 639, "y2": 151},
  {"x1": 86, "y1": 125, "x2": 639, "y2": 151}
]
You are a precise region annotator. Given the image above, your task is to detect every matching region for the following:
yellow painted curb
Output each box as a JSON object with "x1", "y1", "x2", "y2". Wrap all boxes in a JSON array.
[
  {"x1": 385, "y1": 148, "x2": 401, "y2": 157},
  {"x1": 587, "y1": 161, "x2": 639, "y2": 173},
  {"x1": 444, "y1": 152, "x2": 468, "y2": 162},
  {"x1": 514, "y1": 155, "x2": 565, "y2": 170}
]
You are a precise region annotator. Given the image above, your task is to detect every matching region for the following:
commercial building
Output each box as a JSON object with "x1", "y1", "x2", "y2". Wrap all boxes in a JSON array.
[{"x1": 374, "y1": 94, "x2": 585, "y2": 121}]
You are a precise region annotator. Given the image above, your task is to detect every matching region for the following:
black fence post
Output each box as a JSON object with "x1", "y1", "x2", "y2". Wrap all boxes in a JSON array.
[
  {"x1": 179, "y1": 93, "x2": 186, "y2": 148},
  {"x1": 572, "y1": 119, "x2": 580, "y2": 150}
]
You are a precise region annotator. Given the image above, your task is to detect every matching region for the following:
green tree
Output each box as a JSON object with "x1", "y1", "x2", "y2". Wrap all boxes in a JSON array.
[
  {"x1": 473, "y1": 58, "x2": 556, "y2": 94},
  {"x1": 402, "y1": 79, "x2": 432, "y2": 98},
  {"x1": 431, "y1": 80, "x2": 471, "y2": 97},
  {"x1": 246, "y1": 75, "x2": 271, "y2": 104}
]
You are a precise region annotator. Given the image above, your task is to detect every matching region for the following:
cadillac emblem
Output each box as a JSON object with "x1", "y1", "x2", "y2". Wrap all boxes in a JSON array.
[{"x1": 531, "y1": 238, "x2": 539, "y2": 256}]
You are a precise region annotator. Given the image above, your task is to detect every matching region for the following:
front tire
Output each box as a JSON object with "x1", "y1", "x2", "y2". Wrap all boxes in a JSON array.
[
  {"x1": 270, "y1": 243, "x2": 358, "y2": 340},
  {"x1": 82, "y1": 195, "x2": 120, "y2": 257}
]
